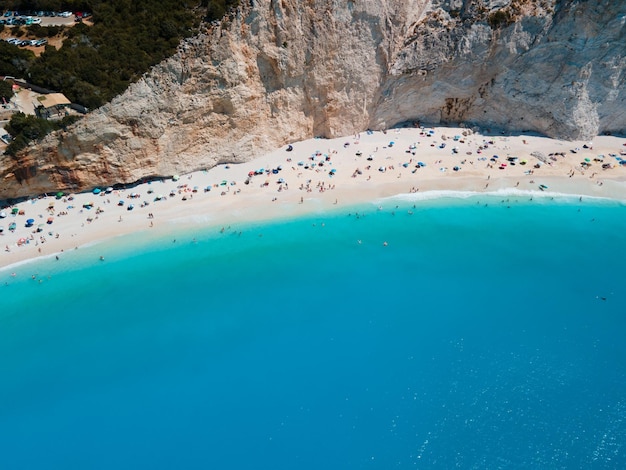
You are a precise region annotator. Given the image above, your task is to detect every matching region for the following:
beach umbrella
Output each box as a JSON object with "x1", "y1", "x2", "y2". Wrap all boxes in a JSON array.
[
  {"x1": 584, "y1": 158, "x2": 591, "y2": 162},
  {"x1": 56, "y1": 191, "x2": 64, "y2": 199},
  {"x1": 0, "y1": 211, "x2": 6, "y2": 218},
  {"x1": 93, "y1": 188, "x2": 101, "y2": 194},
  {"x1": 173, "y1": 175, "x2": 180, "y2": 181},
  {"x1": 12, "y1": 208, "x2": 19, "y2": 214},
  {"x1": 105, "y1": 187, "x2": 114, "y2": 193},
  {"x1": 221, "y1": 180, "x2": 227, "y2": 186}
]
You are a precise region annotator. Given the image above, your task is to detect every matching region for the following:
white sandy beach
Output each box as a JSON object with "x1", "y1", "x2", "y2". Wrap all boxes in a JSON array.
[{"x1": 1, "y1": 126, "x2": 625, "y2": 269}]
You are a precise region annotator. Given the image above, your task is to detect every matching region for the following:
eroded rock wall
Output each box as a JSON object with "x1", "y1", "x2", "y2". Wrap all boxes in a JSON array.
[{"x1": 1, "y1": 0, "x2": 624, "y2": 199}]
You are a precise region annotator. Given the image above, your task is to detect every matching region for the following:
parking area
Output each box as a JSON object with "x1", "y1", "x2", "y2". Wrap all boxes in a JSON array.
[
  {"x1": 1, "y1": 11, "x2": 91, "y2": 54},
  {"x1": 1, "y1": 11, "x2": 83, "y2": 27}
]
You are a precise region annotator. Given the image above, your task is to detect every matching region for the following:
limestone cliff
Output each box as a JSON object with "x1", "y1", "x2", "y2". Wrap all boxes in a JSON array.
[{"x1": 2, "y1": 0, "x2": 625, "y2": 199}]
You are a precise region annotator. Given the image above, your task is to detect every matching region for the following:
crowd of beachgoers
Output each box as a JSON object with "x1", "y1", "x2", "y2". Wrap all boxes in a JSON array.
[{"x1": 1, "y1": 126, "x2": 625, "y2": 269}]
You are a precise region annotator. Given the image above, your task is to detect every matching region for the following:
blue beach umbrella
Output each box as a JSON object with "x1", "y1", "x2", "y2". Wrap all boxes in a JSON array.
[{"x1": 93, "y1": 188, "x2": 101, "y2": 194}]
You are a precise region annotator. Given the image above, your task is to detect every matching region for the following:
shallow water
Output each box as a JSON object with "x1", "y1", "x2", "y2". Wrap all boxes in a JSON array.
[{"x1": 1, "y1": 195, "x2": 625, "y2": 469}]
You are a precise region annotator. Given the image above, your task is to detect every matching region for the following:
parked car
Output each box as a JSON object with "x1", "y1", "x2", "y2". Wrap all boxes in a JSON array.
[{"x1": 58, "y1": 11, "x2": 72, "y2": 17}]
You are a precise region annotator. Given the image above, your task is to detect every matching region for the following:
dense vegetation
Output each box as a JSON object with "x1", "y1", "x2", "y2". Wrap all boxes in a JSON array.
[
  {"x1": 0, "y1": 39, "x2": 35, "y2": 80},
  {"x1": 0, "y1": 76, "x2": 16, "y2": 101},
  {"x1": 4, "y1": 112, "x2": 80, "y2": 155},
  {"x1": 1, "y1": 0, "x2": 238, "y2": 155},
  {"x1": 3, "y1": 0, "x2": 237, "y2": 109}
]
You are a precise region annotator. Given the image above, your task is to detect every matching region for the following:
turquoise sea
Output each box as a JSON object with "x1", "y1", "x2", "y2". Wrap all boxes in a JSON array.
[{"x1": 1, "y1": 193, "x2": 625, "y2": 469}]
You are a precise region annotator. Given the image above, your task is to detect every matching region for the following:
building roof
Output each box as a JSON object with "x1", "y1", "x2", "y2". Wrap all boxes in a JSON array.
[{"x1": 39, "y1": 93, "x2": 71, "y2": 108}]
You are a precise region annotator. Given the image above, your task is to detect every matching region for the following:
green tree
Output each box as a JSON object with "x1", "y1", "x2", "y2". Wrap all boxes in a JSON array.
[{"x1": 0, "y1": 81, "x2": 13, "y2": 102}]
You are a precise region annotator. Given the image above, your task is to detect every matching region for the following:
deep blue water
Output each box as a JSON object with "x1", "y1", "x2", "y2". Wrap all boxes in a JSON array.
[{"x1": 1, "y1": 195, "x2": 625, "y2": 469}]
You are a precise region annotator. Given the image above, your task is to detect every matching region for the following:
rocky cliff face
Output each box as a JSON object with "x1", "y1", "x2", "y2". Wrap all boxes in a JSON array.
[{"x1": 2, "y1": 0, "x2": 625, "y2": 199}]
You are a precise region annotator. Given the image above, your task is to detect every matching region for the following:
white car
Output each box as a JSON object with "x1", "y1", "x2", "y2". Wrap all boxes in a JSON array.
[{"x1": 58, "y1": 11, "x2": 72, "y2": 17}]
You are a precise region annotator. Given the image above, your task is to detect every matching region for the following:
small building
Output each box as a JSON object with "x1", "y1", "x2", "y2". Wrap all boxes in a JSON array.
[{"x1": 36, "y1": 93, "x2": 71, "y2": 119}]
